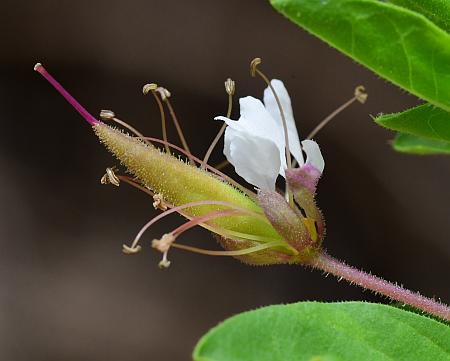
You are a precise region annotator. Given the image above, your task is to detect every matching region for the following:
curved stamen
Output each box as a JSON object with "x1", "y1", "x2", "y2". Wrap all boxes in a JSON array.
[
  {"x1": 201, "y1": 78, "x2": 235, "y2": 169},
  {"x1": 99, "y1": 110, "x2": 151, "y2": 145},
  {"x1": 306, "y1": 85, "x2": 367, "y2": 140},
  {"x1": 250, "y1": 58, "x2": 292, "y2": 170},
  {"x1": 143, "y1": 84, "x2": 171, "y2": 154},
  {"x1": 117, "y1": 175, "x2": 156, "y2": 198},
  {"x1": 155, "y1": 87, "x2": 195, "y2": 164},
  {"x1": 123, "y1": 199, "x2": 266, "y2": 254}
]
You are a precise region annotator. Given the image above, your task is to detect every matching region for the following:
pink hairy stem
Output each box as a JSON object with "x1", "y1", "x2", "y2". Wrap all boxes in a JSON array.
[{"x1": 309, "y1": 252, "x2": 450, "y2": 321}]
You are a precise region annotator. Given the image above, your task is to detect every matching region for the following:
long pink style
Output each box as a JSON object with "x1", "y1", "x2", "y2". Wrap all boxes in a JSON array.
[{"x1": 34, "y1": 63, "x2": 99, "y2": 126}]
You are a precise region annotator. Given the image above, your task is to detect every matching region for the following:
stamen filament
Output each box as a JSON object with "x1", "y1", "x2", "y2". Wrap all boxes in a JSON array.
[
  {"x1": 124, "y1": 199, "x2": 265, "y2": 253},
  {"x1": 158, "y1": 90, "x2": 195, "y2": 164},
  {"x1": 171, "y1": 240, "x2": 283, "y2": 257},
  {"x1": 117, "y1": 175, "x2": 156, "y2": 198},
  {"x1": 34, "y1": 63, "x2": 98, "y2": 126},
  {"x1": 99, "y1": 110, "x2": 150, "y2": 145},
  {"x1": 201, "y1": 78, "x2": 235, "y2": 169},
  {"x1": 171, "y1": 209, "x2": 243, "y2": 236},
  {"x1": 143, "y1": 84, "x2": 171, "y2": 154},
  {"x1": 251, "y1": 59, "x2": 292, "y2": 170},
  {"x1": 306, "y1": 86, "x2": 367, "y2": 140}
]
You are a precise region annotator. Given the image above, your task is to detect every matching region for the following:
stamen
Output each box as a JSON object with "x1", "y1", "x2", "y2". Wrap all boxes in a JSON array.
[
  {"x1": 100, "y1": 167, "x2": 120, "y2": 186},
  {"x1": 34, "y1": 63, "x2": 99, "y2": 126},
  {"x1": 151, "y1": 210, "x2": 277, "y2": 266},
  {"x1": 100, "y1": 167, "x2": 157, "y2": 199},
  {"x1": 306, "y1": 85, "x2": 368, "y2": 140},
  {"x1": 250, "y1": 58, "x2": 292, "y2": 170},
  {"x1": 151, "y1": 209, "x2": 253, "y2": 268},
  {"x1": 99, "y1": 110, "x2": 150, "y2": 144},
  {"x1": 153, "y1": 193, "x2": 168, "y2": 211},
  {"x1": 154, "y1": 86, "x2": 195, "y2": 164},
  {"x1": 143, "y1": 84, "x2": 171, "y2": 154},
  {"x1": 123, "y1": 199, "x2": 265, "y2": 253},
  {"x1": 117, "y1": 175, "x2": 156, "y2": 198},
  {"x1": 201, "y1": 78, "x2": 235, "y2": 169}
]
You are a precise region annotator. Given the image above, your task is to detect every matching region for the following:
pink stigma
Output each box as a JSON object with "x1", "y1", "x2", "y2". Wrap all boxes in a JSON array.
[{"x1": 34, "y1": 63, "x2": 99, "y2": 126}]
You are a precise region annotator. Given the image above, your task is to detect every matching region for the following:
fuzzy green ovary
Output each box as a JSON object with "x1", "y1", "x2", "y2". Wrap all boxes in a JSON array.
[{"x1": 94, "y1": 124, "x2": 282, "y2": 242}]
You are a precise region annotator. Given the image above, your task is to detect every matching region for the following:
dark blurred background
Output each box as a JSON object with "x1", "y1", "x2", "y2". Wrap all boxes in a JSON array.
[{"x1": 1, "y1": 1, "x2": 449, "y2": 360}]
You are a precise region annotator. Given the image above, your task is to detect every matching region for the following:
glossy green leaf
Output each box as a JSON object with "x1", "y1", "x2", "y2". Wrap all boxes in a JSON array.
[
  {"x1": 194, "y1": 302, "x2": 450, "y2": 361},
  {"x1": 375, "y1": 103, "x2": 450, "y2": 142},
  {"x1": 270, "y1": 0, "x2": 450, "y2": 111},
  {"x1": 393, "y1": 133, "x2": 450, "y2": 154},
  {"x1": 388, "y1": 0, "x2": 450, "y2": 33}
]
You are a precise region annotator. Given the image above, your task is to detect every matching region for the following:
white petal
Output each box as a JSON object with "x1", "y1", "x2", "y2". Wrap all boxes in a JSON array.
[
  {"x1": 224, "y1": 127, "x2": 280, "y2": 191},
  {"x1": 263, "y1": 79, "x2": 304, "y2": 166},
  {"x1": 301, "y1": 140, "x2": 325, "y2": 173},
  {"x1": 215, "y1": 96, "x2": 287, "y2": 175}
]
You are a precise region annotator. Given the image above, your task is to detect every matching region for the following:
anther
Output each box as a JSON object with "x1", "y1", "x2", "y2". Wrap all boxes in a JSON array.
[
  {"x1": 143, "y1": 83, "x2": 158, "y2": 95},
  {"x1": 158, "y1": 252, "x2": 171, "y2": 269},
  {"x1": 153, "y1": 193, "x2": 168, "y2": 211},
  {"x1": 100, "y1": 167, "x2": 120, "y2": 186},
  {"x1": 354, "y1": 85, "x2": 368, "y2": 104},
  {"x1": 99, "y1": 109, "x2": 115, "y2": 120},
  {"x1": 122, "y1": 244, "x2": 142, "y2": 254},
  {"x1": 250, "y1": 58, "x2": 262, "y2": 77},
  {"x1": 306, "y1": 85, "x2": 368, "y2": 140},
  {"x1": 156, "y1": 87, "x2": 171, "y2": 101},
  {"x1": 153, "y1": 234, "x2": 176, "y2": 266},
  {"x1": 224, "y1": 78, "x2": 235, "y2": 96}
]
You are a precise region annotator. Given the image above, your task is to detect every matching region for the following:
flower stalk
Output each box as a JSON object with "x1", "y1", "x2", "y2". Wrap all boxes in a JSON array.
[{"x1": 309, "y1": 252, "x2": 450, "y2": 321}]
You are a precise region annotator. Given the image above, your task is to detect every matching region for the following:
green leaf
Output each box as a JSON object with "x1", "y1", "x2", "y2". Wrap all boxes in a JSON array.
[
  {"x1": 388, "y1": 0, "x2": 450, "y2": 33},
  {"x1": 194, "y1": 302, "x2": 450, "y2": 361},
  {"x1": 393, "y1": 133, "x2": 450, "y2": 154},
  {"x1": 270, "y1": 0, "x2": 450, "y2": 111},
  {"x1": 375, "y1": 103, "x2": 450, "y2": 142}
]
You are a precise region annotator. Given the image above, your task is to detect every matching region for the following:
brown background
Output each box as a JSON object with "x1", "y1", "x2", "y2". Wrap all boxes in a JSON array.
[{"x1": 1, "y1": 0, "x2": 449, "y2": 360}]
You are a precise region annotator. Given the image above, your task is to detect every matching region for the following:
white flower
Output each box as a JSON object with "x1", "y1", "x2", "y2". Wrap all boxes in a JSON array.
[{"x1": 215, "y1": 79, "x2": 324, "y2": 191}]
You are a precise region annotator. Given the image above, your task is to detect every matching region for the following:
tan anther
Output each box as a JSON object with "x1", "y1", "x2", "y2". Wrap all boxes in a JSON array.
[
  {"x1": 142, "y1": 83, "x2": 158, "y2": 95},
  {"x1": 156, "y1": 87, "x2": 171, "y2": 100},
  {"x1": 99, "y1": 109, "x2": 115, "y2": 120},
  {"x1": 355, "y1": 85, "x2": 368, "y2": 104},
  {"x1": 122, "y1": 244, "x2": 142, "y2": 254},
  {"x1": 100, "y1": 167, "x2": 120, "y2": 186},
  {"x1": 153, "y1": 193, "x2": 168, "y2": 211},
  {"x1": 250, "y1": 57, "x2": 262, "y2": 77},
  {"x1": 224, "y1": 78, "x2": 235, "y2": 96},
  {"x1": 152, "y1": 233, "x2": 175, "y2": 253},
  {"x1": 158, "y1": 252, "x2": 171, "y2": 269}
]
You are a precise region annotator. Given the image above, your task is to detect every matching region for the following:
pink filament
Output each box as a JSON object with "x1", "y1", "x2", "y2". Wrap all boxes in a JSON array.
[
  {"x1": 34, "y1": 63, "x2": 98, "y2": 125},
  {"x1": 130, "y1": 199, "x2": 263, "y2": 249},
  {"x1": 171, "y1": 209, "x2": 243, "y2": 236}
]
